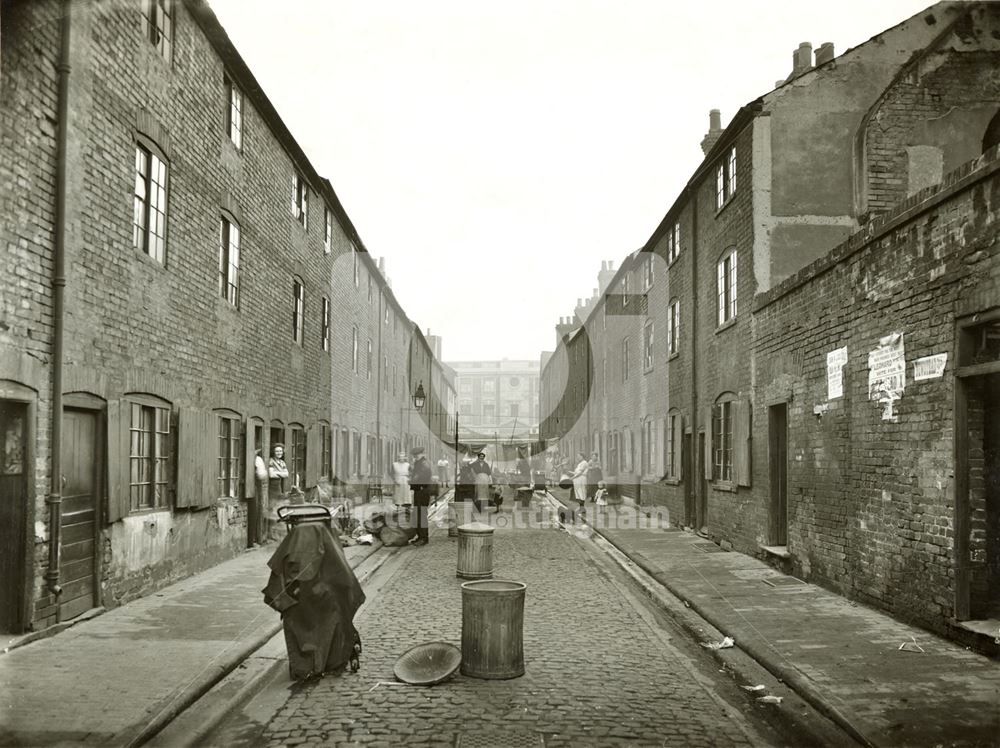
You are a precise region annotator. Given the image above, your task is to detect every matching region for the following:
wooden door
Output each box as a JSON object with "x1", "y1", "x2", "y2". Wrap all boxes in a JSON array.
[
  {"x1": 60, "y1": 408, "x2": 99, "y2": 621},
  {"x1": 768, "y1": 403, "x2": 788, "y2": 546},
  {"x1": 682, "y1": 433, "x2": 694, "y2": 527},
  {"x1": 0, "y1": 402, "x2": 28, "y2": 632}
]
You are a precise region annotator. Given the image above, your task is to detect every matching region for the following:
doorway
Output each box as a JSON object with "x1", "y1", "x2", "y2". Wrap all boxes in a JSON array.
[
  {"x1": 768, "y1": 403, "x2": 788, "y2": 546},
  {"x1": 955, "y1": 313, "x2": 1000, "y2": 622},
  {"x1": 682, "y1": 432, "x2": 694, "y2": 526},
  {"x1": 60, "y1": 408, "x2": 100, "y2": 621},
  {"x1": 697, "y1": 431, "x2": 707, "y2": 531},
  {"x1": 0, "y1": 401, "x2": 28, "y2": 633}
]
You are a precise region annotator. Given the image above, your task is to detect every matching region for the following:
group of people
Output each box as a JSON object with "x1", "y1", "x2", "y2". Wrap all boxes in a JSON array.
[{"x1": 569, "y1": 451, "x2": 608, "y2": 509}]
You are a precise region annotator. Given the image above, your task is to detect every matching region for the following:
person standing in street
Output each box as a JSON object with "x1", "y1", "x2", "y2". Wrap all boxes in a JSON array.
[
  {"x1": 250, "y1": 448, "x2": 268, "y2": 546},
  {"x1": 436, "y1": 455, "x2": 450, "y2": 489},
  {"x1": 471, "y1": 451, "x2": 493, "y2": 511},
  {"x1": 408, "y1": 447, "x2": 434, "y2": 546},
  {"x1": 586, "y1": 451, "x2": 604, "y2": 502},
  {"x1": 571, "y1": 452, "x2": 589, "y2": 511},
  {"x1": 392, "y1": 453, "x2": 411, "y2": 505},
  {"x1": 269, "y1": 443, "x2": 289, "y2": 499}
]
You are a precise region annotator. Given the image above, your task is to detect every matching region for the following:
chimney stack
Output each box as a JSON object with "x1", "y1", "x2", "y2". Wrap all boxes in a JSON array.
[
  {"x1": 700, "y1": 109, "x2": 723, "y2": 155},
  {"x1": 815, "y1": 42, "x2": 834, "y2": 66},
  {"x1": 378, "y1": 257, "x2": 386, "y2": 273},
  {"x1": 597, "y1": 260, "x2": 616, "y2": 295}
]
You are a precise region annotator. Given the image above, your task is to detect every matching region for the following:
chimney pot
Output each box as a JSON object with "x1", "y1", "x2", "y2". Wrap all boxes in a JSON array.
[
  {"x1": 794, "y1": 42, "x2": 813, "y2": 74},
  {"x1": 709, "y1": 109, "x2": 721, "y2": 132}
]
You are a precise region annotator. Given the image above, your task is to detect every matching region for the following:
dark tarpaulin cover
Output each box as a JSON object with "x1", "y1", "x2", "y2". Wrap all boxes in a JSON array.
[{"x1": 263, "y1": 522, "x2": 365, "y2": 680}]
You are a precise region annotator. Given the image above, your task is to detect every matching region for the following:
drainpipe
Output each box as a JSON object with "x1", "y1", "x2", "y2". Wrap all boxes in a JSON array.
[
  {"x1": 690, "y1": 190, "x2": 700, "y2": 530},
  {"x1": 46, "y1": 0, "x2": 73, "y2": 615}
]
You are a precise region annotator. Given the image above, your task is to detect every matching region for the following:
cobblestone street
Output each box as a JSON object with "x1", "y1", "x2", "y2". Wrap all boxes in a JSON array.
[{"x1": 239, "y1": 505, "x2": 775, "y2": 747}]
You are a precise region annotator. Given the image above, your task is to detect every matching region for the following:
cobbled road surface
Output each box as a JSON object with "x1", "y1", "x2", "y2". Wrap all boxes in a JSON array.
[{"x1": 246, "y1": 505, "x2": 776, "y2": 747}]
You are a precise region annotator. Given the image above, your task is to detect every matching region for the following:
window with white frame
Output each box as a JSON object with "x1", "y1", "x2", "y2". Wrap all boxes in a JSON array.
[
  {"x1": 383, "y1": 355, "x2": 389, "y2": 391},
  {"x1": 623, "y1": 272, "x2": 631, "y2": 306},
  {"x1": 324, "y1": 207, "x2": 332, "y2": 254},
  {"x1": 366, "y1": 339, "x2": 373, "y2": 380},
  {"x1": 352, "y1": 246, "x2": 359, "y2": 286},
  {"x1": 484, "y1": 379, "x2": 496, "y2": 394},
  {"x1": 218, "y1": 215, "x2": 240, "y2": 307},
  {"x1": 622, "y1": 337, "x2": 630, "y2": 382},
  {"x1": 321, "y1": 296, "x2": 330, "y2": 351},
  {"x1": 224, "y1": 76, "x2": 242, "y2": 149},
  {"x1": 716, "y1": 146, "x2": 737, "y2": 209},
  {"x1": 129, "y1": 399, "x2": 170, "y2": 511},
  {"x1": 602, "y1": 358, "x2": 606, "y2": 396},
  {"x1": 368, "y1": 274, "x2": 373, "y2": 303},
  {"x1": 216, "y1": 412, "x2": 240, "y2": 498},
  {"x1": 643, "y1": 253, "x2": 654, "y2": 290},
  {"x1": 712, "y1": 395, "x2": 734, "y2": 482},
  {"x1": 292, "y1": 173, "x2": 308, "y2": 227},
  {"x1": 133, "y1": 142, "x2": 168, "y2": 264},
  {"x1": 352, "y1": 326, "x2": 359, "y2": 373},
  {"x1": 666, "y1": 221, "x2": 680, "y2": 263},
  {"x1": 141, "y1": 0, "x2": 173, "y2": 61},
  {"x1": 667, "y1": 299, "x2": 680, "y2": 355},
  {"x1": 643, "y1": 321, "x2": 654, "y2": 370},
  {"x1": 716, "y1": 249, "x2": 738, "y2": 326},
  {"x1": 321, "y1": 424, "x2": 331, "y2": 478},
  {"x1": 292, "y1": 278, "x2": 304, "y2": 344},
  {"x1": 642, "y1": 419, "x2": 653, "y2": 475}
]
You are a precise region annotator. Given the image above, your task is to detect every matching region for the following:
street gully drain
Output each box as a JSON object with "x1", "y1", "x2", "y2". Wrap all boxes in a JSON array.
[
  {"x1": 762, "y1": 576, "x2": 807, "y2": 588},
  {"x1": 693, "y1": 541, "x2": 728, "y2": 553},
  {"x1": 455, "y1": 731, "x2": 545, "y2": 747}
]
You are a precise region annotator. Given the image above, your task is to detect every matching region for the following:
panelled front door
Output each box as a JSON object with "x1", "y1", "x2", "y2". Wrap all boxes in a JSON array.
[
  {"x1": 60, "y1": 408, "x2": 100, "y2": 621},
  {"x1": 0, "y1": 401, "x2": 28, "y2": 633}
]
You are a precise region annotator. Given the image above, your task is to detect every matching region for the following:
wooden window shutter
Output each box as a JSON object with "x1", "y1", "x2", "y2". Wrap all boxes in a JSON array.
[
  {"x1": 177, "y1": 407, "x2": 215, "y2": 508},
  {"x1": 105, "y1": 399, "x2": 130, "y2": 523},
  {"x1": 243, "y1": 419, "x2": 255, "y2": 499},
  {"x1": 735, "y1": 399, "x2": 752, "y2": 487},
  {"x1": 703, "y1": 407, "x2": 713, "y2": 481},
  {"x1": 305, "y1": 423, "x2": 320, "y2": 488}
]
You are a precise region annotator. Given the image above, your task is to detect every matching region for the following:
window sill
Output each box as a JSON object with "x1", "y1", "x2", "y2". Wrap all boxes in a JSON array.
[
  {"x1": 759, "y1": 544, "x2": 790, "y2": 559},
  {"x1": 662, "y1": 477, "x2": 681, "y2": 486},
  {"x1": 667, "y1": 254, "x2": 680, "y2": 269},
  {"x1": 714, "y1": 318, "x2": 737, "y2": 335},
  {"x1": 134, "y1": 248, "x2": 166, "y2": 270},
  {"x1": 668, "y1": 351, "x2": 680, "y2": 362},
  {"x1": 643, "y1": 365, "x2": 654, "y2": 375},
  {"x1": 711, "y1": 480, "x2": 736, "y2": 492},
  {"x1": 715, "y1": 194, "x2": 736, "y2": 217}
]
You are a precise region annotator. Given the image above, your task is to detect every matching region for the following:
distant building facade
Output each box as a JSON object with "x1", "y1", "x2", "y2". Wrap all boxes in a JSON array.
[{"x1": 450, "y1": 360, "x2": 540, "y2": 442}]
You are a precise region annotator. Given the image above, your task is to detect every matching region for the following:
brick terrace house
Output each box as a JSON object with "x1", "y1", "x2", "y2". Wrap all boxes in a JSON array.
[
  {"x1": 540, "y1": 1, "x2": 1000, "y2": 644},
  {"x1": 0, "y1": 0, "x2": 453, "y2": 635}
]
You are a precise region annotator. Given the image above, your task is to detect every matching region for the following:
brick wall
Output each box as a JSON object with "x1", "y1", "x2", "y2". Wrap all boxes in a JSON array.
[
  {"x1": 753, "y1": 150, "x2": 1000, "y2": 632},
  {"x1": 0, "y1": 0, "x2": 445, "y2": 630}
]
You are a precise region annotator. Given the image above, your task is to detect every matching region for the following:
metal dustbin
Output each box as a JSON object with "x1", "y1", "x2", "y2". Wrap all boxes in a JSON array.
[
  {"x1": 456, "y1": 521, "x2": 493, "y2": 579},
  {"x1": 460, "y1": 580, "x2": 525, "y2": 679}
]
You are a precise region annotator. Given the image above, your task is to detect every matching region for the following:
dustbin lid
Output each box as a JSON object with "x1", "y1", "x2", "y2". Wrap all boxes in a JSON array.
[
  {"x1": 458, "y1": 521, "x2": 494, "y2": 535},
  {"x1": 393, "y1": 641, "x2": 462, "y2": 686}
]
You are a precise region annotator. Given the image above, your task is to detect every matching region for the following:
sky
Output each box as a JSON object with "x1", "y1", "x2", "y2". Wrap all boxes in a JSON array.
[{"x1": 208, "y1": 0, "x2": 935, "y2": 362}]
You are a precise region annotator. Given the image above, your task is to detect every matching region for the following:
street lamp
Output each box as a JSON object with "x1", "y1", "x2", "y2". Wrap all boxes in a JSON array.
[{"x1": 413, "y1": 381, "x2": 426, "y2": 411}]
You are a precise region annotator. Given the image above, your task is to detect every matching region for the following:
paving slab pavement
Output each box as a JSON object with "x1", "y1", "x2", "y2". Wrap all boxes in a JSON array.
[
  {"x1": 0, "y1": 538, "x2": 383, "y2": 747},
  {"x1": 550, "y1": 489, "x2": 1000, "y2": 747}
]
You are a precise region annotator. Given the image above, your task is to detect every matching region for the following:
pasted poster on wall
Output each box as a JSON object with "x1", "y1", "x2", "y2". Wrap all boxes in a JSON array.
[
  {"x1": 826, "y1": 346, "x2": 848, "y2": 400},
  {"x1": 913, "y1": 353, "x2": 947, "y2": 381},
  {"x1": 868, "y1": 332, "x2": 906, "y2": 421}
]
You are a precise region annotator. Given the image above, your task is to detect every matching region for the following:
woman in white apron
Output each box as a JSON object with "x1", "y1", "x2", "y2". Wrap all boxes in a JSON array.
[{"x1": 392, "y1": 454, "x2": 411, "y2": 504}]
